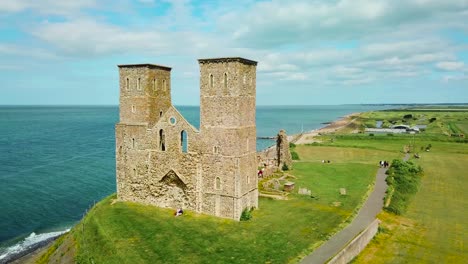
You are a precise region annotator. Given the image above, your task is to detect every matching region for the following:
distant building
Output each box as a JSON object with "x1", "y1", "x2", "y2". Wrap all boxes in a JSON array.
[
  {"x1": 366, "y1": 124, "x2": 421, "y2": 134},
  {"x1": 115, "y1": 57, "x2": 259, "y2": 220}
]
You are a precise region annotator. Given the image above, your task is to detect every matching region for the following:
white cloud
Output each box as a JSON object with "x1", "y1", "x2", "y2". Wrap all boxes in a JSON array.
[
  {"x1": 436, "y1": 61, "x2": 465, "y2": 71},
  {"x1": 0, "y1": 0, "x2": 98, "y2": 15}
]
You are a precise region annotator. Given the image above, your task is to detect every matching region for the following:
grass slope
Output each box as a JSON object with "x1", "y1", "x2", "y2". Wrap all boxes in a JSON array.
[{"x1": 62, "y1": 146, "x2": 377, "y2": 264}]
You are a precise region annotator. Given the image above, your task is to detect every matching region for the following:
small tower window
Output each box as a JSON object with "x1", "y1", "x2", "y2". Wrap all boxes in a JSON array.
[
  {"x1": 159, "y1": 110, "x2": 163, "y2": 117},
  {"x1": 209, "y1": 74, "x2": 214, "y2": 88},
  {"x1": 126, "y1": 78, "x2": 129, "y2": 90},
  {"x1": 243, "y1": 74, "x2": 247, "y2": 84},
  {"x1": 181, "y1": 130, "x2": 188, "y2": 153},
  {"x1": 153, "y1": 78, "x2": 156, "y2": 91},
  {"x1": 215, "y1": 177, "x2": 221, "y2": 190},
  {"x1": 132, "y1": 138, "x2": 135, "y2": 148},
  {"x1": 224, "y1": 73, "x2": 228, "y2": 90},
  {"x1": 133, "y1": 168, "x2": 137, "y2": 177},
  {"x1": 159, "y1": 129, "x2": 165, "y2": 151},
  {"x1": 163, "y1": 79, "x2": 167, "y2": 91},
  {"x1": 213, "y1": 146, "x2": 220, "y2": 154},
  {"x1": 137, "y1": 78, "x2": 141, "y2": 90},
  {"x1": 131, "y1": 105, "x2": 136, "y2": 113}
]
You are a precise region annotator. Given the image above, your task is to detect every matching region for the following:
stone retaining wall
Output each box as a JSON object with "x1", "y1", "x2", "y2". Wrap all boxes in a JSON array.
[{"x1": 327, "y1": 219, "x2": 380, "y2": 264}]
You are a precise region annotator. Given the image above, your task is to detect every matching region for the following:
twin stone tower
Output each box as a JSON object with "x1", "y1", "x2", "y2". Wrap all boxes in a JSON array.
[{"x1": 115, "y1": 57, "x2": 258, "y2": 220}]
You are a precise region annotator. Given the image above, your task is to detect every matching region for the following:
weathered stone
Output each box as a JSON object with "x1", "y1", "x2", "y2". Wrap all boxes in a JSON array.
[
  {"x1": 115, "y1": 58, "x2": 258, "y2": 220},
  {"x1": 276, "y1": 130, "x2": 293, "y2": 169}
]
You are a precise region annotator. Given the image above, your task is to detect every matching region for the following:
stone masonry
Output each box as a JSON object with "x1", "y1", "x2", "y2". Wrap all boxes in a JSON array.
[
  {"x1": 276, "y1": 129, "x2": 292, "y2": 169},
  {"x1": 115, "y1": 57, "x2": 258, "y2": 220}
]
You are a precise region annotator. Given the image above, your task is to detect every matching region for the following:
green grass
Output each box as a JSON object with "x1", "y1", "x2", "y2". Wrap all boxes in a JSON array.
[
  {"x1": 335, "y1": 109, "x2": 468, "y2": 263},
  {"x1": 353, "y1": 146, "x2": 468, "y2": 263},
  {"x1": 70, "y1": 145, "x2": 377, "y2": 264},
  {"x1": 455, "y1": 122, "x2": 468, "y2": 134}
]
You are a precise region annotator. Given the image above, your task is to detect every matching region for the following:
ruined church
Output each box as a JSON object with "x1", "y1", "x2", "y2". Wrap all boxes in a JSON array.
[{"x1": 115, "y1": 57, "x2": 258, "y2": 220}]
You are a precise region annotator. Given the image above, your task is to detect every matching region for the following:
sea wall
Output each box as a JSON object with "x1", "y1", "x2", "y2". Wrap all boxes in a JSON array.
[{"x1": 327, "y1": 219, "x2": 380, "y2": 264}]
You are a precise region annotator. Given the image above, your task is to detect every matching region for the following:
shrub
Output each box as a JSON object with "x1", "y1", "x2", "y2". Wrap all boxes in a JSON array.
[
  {"x1": 387, "y1": 133, "x2": 394, "y2": 136},
  {"x1": 369, "y1": 133, "x2": 374, "y2": 137},
  {"x1": 289, "y1": 143, "x2": 296, "y2": 148},
  {"x1": 240, "y1": 207, "x2": 253, "y2": 221},
  {"x1": 282, "y1": 163, "x2": 289, "y2": 171},
  {"x1": 429, "y1": 117, "x2": 437, "y2": 123},
  {"x1": 291, "y1": 151, "x2": 300, "y2": 160},
  {"x1": 403, "y1": 114, "x2": 413, "y2": 119},
  {"x1": 384, "y1": 159, "x2": 423, "y2": 215}
]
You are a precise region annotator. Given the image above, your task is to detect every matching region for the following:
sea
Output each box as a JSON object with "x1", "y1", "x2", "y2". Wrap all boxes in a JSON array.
[{"x1": 0, "y1": 105, "x2": 393, "y2": 260}]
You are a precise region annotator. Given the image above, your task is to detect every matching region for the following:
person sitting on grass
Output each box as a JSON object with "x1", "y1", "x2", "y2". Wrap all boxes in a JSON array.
[{"x1": 175, "y1": 208, "x2": 183, "y2": 217}]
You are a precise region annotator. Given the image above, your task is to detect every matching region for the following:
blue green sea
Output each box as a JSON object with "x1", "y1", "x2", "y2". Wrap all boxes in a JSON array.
[{"x1": 0, "y1": 105, "x2": 393, "y2": 260}]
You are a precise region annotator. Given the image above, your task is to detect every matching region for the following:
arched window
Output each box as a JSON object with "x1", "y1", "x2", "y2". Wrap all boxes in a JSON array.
[
  {"x1": 133, "y1": 168, "x2": 137, "y2": 177},
  {"x1": 153, "y1": 78, "x2": 156, "y2": 91},
  {"x1": 215, "y1": 177, "x2": 221, "y2": 190},
  {"x1": 163, "y1": 79, "x2": 167, "y2": 91},
  {"x1": 159, "y1": 129, "x2": 165, "y2": 151},
  {"x1": 126, "y1": 78, "x2": 129, "y2": 90},
  {"x1": 137, "y1": 78, "x2": 141, "y2": 90},
  {"x1": 209, "y1": 74, "x2": 214, "y2": 88},
  {"x1": 132, "y1": 138, "x2": 135, "y2": 148},
  {"x1": 131, "y1": 105, "x2": 136, "y2": 113},
  {"x1": 181, "y1": 130, "x2": 188, "y2": 153},
  {"x1": 224, "y1": 73, "x2": 228, "y2": 90},
  {"x1": 159, "y1": 110, "x2": 163, "y2": 117}
]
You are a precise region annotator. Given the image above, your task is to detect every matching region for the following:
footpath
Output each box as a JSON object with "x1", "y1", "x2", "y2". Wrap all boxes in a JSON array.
[{"x1": 301, "y1": 154, "x2": 410, "y2": 263}]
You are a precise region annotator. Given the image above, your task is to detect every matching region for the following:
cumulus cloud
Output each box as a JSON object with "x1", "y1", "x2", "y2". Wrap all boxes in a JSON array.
[
  {"x1": 436, "y1": 61, "x2": 465, "y2": 71},
  {"x1": 2, "y1": 0, "x2": 467, "y2": 104}
]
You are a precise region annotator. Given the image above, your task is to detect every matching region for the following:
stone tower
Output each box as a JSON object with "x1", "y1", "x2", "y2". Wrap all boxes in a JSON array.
[
  {"x1": 198, "y1": 57, "x2": 258, "y2": 219},
  {"x1": 115, "y1": 58, "x2": 258, "y2": 221},
  {"x1": 117, "y1": 64, "x2": 172, "y2": 126}
]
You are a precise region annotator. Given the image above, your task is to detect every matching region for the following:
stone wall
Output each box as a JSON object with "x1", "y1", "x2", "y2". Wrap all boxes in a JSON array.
[{"x1": 327, "y1": 219, "x2": 380, "y2": 264}]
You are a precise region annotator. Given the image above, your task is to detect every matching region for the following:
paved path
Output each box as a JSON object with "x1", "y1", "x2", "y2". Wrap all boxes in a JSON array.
[{"x1": 301, "y1": 155, "x2": 409, "y2": 264}]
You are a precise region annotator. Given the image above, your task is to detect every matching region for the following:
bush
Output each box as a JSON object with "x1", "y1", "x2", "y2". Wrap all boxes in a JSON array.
[
  {"x1": 384, "y1": 159, "x2": 423, "y2": 215},
  {"x1": 429, "y1": 117, "x2": 437, "y2": 123},
  {"x1": 289, "y1": 143, "x2": 296, "y2": 148},
  {"x1": 240, "y1": 207, "x2": 254, "y2": 221},
  {"x1": 403, "y1": 114, "x2": 413, "y2": 119},
  {"x1": 291, "y1": 151, "x2": 300, "y2": 160},
  {"x1": 282, "y1": 163, "x2": 289, "y2": 171},
  {"x1": 369, "y1": 133, "x2": 374, "y2": 137}
]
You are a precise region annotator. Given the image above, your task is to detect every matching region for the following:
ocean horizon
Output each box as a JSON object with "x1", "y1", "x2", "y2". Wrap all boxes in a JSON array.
[{"x1": 0, "y1": 104, "x2": 394, "y2": 260}]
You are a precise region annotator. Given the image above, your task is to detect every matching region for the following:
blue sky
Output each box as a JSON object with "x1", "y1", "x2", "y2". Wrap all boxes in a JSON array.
[{"x1": 0, "y1": 0, "x2": 467, "y2": 105}]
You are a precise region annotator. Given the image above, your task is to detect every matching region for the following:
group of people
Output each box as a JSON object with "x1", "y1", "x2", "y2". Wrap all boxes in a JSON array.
[
  {"x1": 321, "y1": 160, "x2": 331, "y2": 163},
  {"x1": 379, "y1": 160, "x2": 390, "y2": 168}
]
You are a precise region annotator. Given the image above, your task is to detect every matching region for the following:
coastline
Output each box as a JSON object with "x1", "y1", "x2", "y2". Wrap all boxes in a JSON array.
[
  {"x1": 1, "y1": 112, "x2": 362, "y2": 264},
  {"x1": 293, "y1": 112, "x2": 360, "y2": 144},
  {"x1": 0, "y1": 236, "x2": 58, "y2": 264}
]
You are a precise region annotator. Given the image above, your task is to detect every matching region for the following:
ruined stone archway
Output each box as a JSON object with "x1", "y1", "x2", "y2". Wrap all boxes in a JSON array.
[{"x1": 151, "y1": 170, "x2": 190, "y2": 209}]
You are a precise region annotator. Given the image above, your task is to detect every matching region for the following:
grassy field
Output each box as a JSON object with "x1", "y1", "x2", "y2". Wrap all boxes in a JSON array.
[
  {"x1": 44, "y1": 145, "x2": 378, "y2": 264},
  {"x1": 41, "y1": 108, "x2": 467, "y2": 263},
  {"x1": 332, "y1": 109, "x2": 468, "y2": 263}
]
